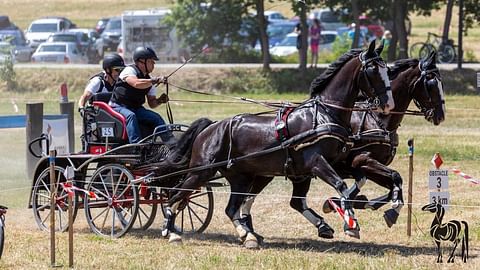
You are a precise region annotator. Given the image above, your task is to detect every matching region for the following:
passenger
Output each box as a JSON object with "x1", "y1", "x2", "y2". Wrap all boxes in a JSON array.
[
  {"x1": 110, "y1": 46, "x2": 174, "y2": 143},
  {"x1": 78, "y1": 53, "x2": 125, "y2": 110}
]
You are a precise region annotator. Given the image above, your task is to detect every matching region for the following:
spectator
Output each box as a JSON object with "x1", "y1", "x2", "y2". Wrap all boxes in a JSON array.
[{"x1": 309, "y1": 18, "x2": 322, "y2": 68}]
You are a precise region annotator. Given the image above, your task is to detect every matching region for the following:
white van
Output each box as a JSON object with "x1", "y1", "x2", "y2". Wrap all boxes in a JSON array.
[{"x1": 120, "y1": 8, "x2": 188, "y2": 63}]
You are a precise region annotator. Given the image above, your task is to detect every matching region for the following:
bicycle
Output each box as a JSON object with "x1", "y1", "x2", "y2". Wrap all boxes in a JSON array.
[
  {"x1": 0, "y1": 205, "x2": 6, "y2": 259},
  {"x1": 409, "y1": 32, "x2": 456, "y2": 63}
]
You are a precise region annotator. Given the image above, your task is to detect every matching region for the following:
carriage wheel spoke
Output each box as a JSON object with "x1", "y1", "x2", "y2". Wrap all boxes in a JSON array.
[
  {"x1": 36, "y1": 203, "x2": 49, "y2": 211},
  {"x1": 41, "y1": 211, "x2": 51, "y2": 224},
  {"x1": 187, "y1": 205, "x2": 195, "y2": 231},
  {"x1": 188, "y1": 200, "x2": 208, "y2": 210},
  {"x1": 188, "y1": 204, "x2": 205, "y2": 224},
  {"x1": 114, "y1": 171, "x2": 125, "y2": 195},
  {"x1": 40, "y1": 179, "x2": 51, "y2": 193},
  {"x1": 91, "y1": 207, "x2": 109, "y2": 223},
  {"x1": 90, "y1": 186, "x2": 109, "y2": 199},
  {"x1": 189, "y1": 191, "x2": 207, "y2": 200},
  {"x1": 98, "y1": 173, "x2": 111, "y2": 197}
]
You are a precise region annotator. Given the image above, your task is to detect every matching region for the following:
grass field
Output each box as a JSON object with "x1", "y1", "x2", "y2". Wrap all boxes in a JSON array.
[{"x1": 0, "y1": 87, "x2": 479, "y2": 269}]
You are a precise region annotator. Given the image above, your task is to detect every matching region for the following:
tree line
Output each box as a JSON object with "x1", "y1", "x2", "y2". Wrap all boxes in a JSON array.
[{"x1": 166, "y1": 0, "x2": 480, "y2": 72}]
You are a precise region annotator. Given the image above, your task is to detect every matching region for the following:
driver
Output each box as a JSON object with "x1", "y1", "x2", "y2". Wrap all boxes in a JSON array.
[
  {"x1": 78, "y1": 53, "x2": 125, "y2": 109},
  {"x1": 109, "y1": 46, "x2": 173, "y2": 143}
]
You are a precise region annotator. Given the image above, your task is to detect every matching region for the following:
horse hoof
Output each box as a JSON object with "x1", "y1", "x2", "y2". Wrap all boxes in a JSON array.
[
  {"x1": 383, "y1": 209, "x2": 399, "y2": 228},
  {"x1": 318, "y1": 222, "x2": 335, "y2": 239},
  {"x1": 344, "y1": 229, "x2": 360, "y2": 239},
  {"x1": 161, "y1": 229, "x2": 169, "y2": 238},
  {"x1": 243, "y1": 232, "x2": 259, "y2": 249},
  {"x1": 168, "y1": 232, "x2": 183, "y2": 244},
  {"x1": 322, "y1": 197, "x2": 339, "y2": 213}
]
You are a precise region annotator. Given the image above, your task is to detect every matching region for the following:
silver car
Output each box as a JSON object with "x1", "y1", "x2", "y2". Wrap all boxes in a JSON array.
[{"x1": 31, "y1": 42, "x2": 87, "y2": 64}]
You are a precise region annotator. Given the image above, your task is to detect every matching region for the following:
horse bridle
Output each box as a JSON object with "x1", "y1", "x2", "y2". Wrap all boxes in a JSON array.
[
  {"x1": 358, "y1": 52, "x2": 391, "y2": 108},
  {"x1": 411, "y1": 62, "x2": 443, "y2": 119}
]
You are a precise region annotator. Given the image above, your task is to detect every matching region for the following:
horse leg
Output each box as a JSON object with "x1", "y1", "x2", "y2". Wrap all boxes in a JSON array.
[
  {"x1": 223, "y1": 174, "x2": 260, "y2": 249},
  {"x1": 436, "y1": 240, "x2": 442, "y2": 263},
  {"x1": 234, "y1": 176, "x2": 274, "y2": 244},
  {"x1": 289, "y1": 176, "x2": 334, "y2": 239},
  {"x1": 352, "y1": 153, "x2": 404, "y2": 227},
  {"x1": 448, "y1": 239, "x2": 459, "y2": 263},
  {"x1": 163, "y1": 169, "x2": 216, "y2": 243},
  {"x1": 306, "y1": 152, "x2": 360, "y2": 238}
]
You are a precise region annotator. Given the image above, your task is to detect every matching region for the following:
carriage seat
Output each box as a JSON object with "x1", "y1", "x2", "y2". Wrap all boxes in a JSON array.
[{"x1": 91, "y1": 101, "x2": 128, "y2": 142}]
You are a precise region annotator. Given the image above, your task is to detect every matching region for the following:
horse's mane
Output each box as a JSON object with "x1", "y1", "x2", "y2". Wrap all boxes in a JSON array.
[
  {"x1": 388, "y1": 58, "x2": 419, "y2": 80},
  {"x1": 309, "y1": 49, "x2": 363, "y2": 98}
]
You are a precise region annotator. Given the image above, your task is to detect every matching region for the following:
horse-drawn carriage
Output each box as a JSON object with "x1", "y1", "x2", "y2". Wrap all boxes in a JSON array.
[
  {"x1": 28, "y1": 98, "x2": 217, "y2": 238},
  {"x1": 26, "y1": 41, "x2": 446, "y2": 249}
]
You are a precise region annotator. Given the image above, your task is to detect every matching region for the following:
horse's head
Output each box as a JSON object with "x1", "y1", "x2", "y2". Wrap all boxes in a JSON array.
[
  {"x1": 412, "y1": 51, "x2": 446, "y2": 125},
  {"x1": 357, "y1": 40, "x2": 394, "y2": 114},
  {"x1": 422, "y1": 202, "x2": 441, "y2": 213}
]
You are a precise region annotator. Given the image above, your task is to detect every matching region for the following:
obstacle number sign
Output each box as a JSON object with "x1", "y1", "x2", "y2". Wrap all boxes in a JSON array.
[
  {"x1": 429, "y1": 191, "x2": 450, "y2": 210},
  {"x1": 428, "y1": 169, "x2": 449, "y2": 190}
]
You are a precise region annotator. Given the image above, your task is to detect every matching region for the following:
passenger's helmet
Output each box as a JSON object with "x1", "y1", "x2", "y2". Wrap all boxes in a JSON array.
[
  {"x1": 133, "y1": 46, "x2": 159, "y2": 62},
  {"x1": 102, "y1": 53, "x2": 125, "y2": 71}
]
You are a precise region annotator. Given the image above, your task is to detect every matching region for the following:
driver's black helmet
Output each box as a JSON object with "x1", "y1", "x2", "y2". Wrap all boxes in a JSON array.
[
  {"x1": 133, "y1": 46, "x2": 159, "y2": 62},
  {"x1": 102, "y1": 53, "x2": 125, "y2": 71}
]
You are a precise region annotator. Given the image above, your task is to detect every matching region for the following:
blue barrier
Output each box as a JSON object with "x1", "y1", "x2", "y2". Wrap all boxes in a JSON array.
[
  {"x1": 0, "y1": 115, "x2": 26, "y2": 128},
  {"x1": 0, "y1": 114, "x2": 68, "y2": 129}
]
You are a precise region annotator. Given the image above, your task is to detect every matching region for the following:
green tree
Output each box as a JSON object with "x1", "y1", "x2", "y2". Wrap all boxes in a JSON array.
[{"x1": 165, "y1": 0, "x2": 250, "y2": 62}]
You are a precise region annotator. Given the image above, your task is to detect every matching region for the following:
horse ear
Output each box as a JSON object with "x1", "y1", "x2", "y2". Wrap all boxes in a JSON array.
[
  {"x1": 367, "y1": 39, "x2": 376, "y2": 54},
  {"x1": 375, "y1": 39, "x2": 385, "y2": 55}
]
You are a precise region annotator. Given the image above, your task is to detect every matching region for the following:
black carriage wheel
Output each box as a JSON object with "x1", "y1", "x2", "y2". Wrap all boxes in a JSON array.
[
  {"x1": 32, "y1": 166, "x2": 79, "y2": 232},
  {"x1": 134, "y1": 186, "x2": 158, "y2": 230},
  {"x1": 161, "y1": 185, "x2": 214, "y2": 234},
  {"x1": 84, "y1": 164, "x2": 138, "y2": 238}
]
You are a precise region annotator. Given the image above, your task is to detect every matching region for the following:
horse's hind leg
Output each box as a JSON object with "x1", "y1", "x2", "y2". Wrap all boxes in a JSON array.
[
  {"x1": 447, "y1": 240, "x2": 459, "y2": 263},
  {"x1": 352, "y1": 153, "x2": 404, "y2": 227},
  {"x1": 289, "y1": 176, "x2": 334, "y2": 238},
  {"x1": 232, "y1": 176, "x2": 273, "y2": 242},
  {"x1": 223, "y1": 173, "x2": 260, "y2": 249},
  {"x1": 306, "y1": 152, "x2": 360, "y2": 238},
  {"x1": 163, "y1": 169, "x2": 216, "y2": 242}
]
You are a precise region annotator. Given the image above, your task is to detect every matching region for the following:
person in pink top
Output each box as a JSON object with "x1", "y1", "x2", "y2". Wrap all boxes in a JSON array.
[{"x1": 309, "y1": 18, "x2": 322, "y2": 68}]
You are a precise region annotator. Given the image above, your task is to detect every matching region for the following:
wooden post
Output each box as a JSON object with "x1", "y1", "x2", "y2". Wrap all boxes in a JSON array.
[
  {"x1": 60, "y1": 102, "x2": 75, "y2": 153},
  {"x1": 68, "y1": 188, "x2": 73, "y2": 267},
  {"x1": 65, "y1": 166, "x2": 74, "y2": 268},
  {"x1": 49, "y1": 150, "x2": 56, "y2": 266},
  {"x1": 407, "y1": 138, "x2": 414, "y2": 237},
  {"x1": 26, "y1": 103, "x2": 43, "y2": 179}
]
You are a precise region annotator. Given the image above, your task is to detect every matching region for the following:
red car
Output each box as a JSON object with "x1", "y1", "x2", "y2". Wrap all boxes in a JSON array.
[{"x1": 359, "y1": 15, "x2": 384, "y2": 38}]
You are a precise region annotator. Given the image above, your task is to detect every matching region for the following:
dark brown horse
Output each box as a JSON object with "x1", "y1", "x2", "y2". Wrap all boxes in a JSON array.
[
  {"x1": 158, "y1": 41, "x2": 394, "y2": 248},
  {"x1": 237, "y1": 51, "x2": 445, "y2": 240}
]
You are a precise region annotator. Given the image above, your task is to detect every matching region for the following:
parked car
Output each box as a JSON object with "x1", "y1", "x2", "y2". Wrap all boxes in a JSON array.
[
  {"x1": 25, "y1": 17, "x2": 76, "y2": 49},
  {"x1": 31, "y1": 42, "x2": 87, "y2": 64},
  {"x1": 67, "y1": 28, "x2": 100, "y2": 63},
  {"x1": 308, "y1": 8, "x2": 346, "y2": 31},
  {"x1": 96, "y1": 16, "x2": 121, "y2": 58},
  {"x1": 269, "y1": 31, "x2": 338, "y2": 57},
  {"x1": 95, "y1": 17, "x2": 110, "y2": 34},
  {"x1": 0, "y1": 42, "x2": 15, "y2": 64},
  {"x1": 254, "y1": 21, "x2": 297, "y2": 50},
  {"x1": 0, "y1": 29, "x2": 32, "y2": 62}
]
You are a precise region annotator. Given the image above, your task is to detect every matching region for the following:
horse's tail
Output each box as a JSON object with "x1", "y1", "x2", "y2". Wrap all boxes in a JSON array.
[
  {"x1": 165, "y1": 117, "x2": 214, "y2": 169},
  {"x1": 461, "y1": 220, "x2": 469, "y2": 262}
]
